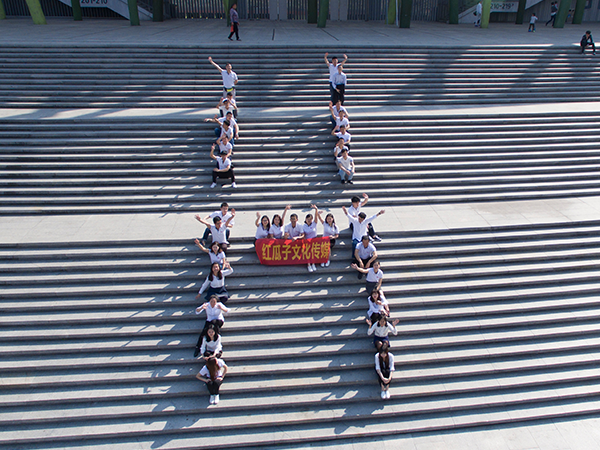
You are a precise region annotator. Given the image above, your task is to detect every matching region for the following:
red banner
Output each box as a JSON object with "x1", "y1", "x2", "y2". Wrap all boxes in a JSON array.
[{"x1": 255, "y1": 237, "x2": 331, "y2": 265}]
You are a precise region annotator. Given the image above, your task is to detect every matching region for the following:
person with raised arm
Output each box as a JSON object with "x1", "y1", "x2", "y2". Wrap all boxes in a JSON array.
[
  {"x1": 303, "y1": 204, "x2": 319, "y2": 272},
  {"x1": 269, "y1": 204, "x2": 291, "y2": 239},
  {"x1": 208, "y1": 143, "x2": 236, "y2": 189},
  {"x1": 324, "y1": 53, "x2": 348, "y2": 102},
  {"x1": 316, "y1": 210, "x2": 339, "y2": 267},
  {"x1": 195, "y1": 209, "x2": 236, "y2": 249},
  {"x1": 208, "y1": 56, "x2": 238, "y2": 98},
  {"x1": 342, "y1": 206, "x2": 385, "y2": 258}
]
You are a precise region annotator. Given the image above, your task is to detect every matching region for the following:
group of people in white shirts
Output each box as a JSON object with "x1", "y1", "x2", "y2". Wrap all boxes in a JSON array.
[
  {"x1": 204, "y1": 57, "x2": 240, "y2": 189},
  {"x1": 325, "y1": 54, "x2": 355, "y2": 185}
]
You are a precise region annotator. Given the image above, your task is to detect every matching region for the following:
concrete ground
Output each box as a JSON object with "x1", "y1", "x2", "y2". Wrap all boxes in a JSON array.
[{"x1": 3, "y1": 16, "x2": 600, "y2": 449}]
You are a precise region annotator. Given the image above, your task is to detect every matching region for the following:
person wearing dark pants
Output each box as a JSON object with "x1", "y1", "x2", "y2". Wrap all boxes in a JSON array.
[
  {"x1": 353, "y1": 236, "x2": 377, "y2": 279},
  {"x1": 228, "y1": 3, "x2": 240, "y2": 41},
  {"x1": 332, "y1": 64, "x2": 347, "y2": 105},
  {"x1": 209, "y1": 144, "x2": 236, "y2": 189},
  {"x1": 581, "y1": 31, "x2": 596, "y2": 55},
  {"x1": 196, "y1": 357, "x2": 228, "y2": 405},
  {"x1": 546, "y1": 2, "x2": 557, "y2": 26},
  {"x1": 374, "y1": 342, "x2": 394, "y2": 399},
  {"x1": 324, "y1": 53, "x2": 348, "y2": 103}
]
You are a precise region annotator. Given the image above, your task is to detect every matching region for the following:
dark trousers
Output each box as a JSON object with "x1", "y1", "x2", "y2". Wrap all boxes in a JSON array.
[
  {"x1": 582, "y1": 41, "x2": 596, "y2": 53},
  {"x1": 376, "y1": 369, "x2": 391, "y2": 388},
  {"x1": 212, "y1": 169, "x2": 235, "y2": 184},
  {"x1": 228, "y1": 22, "x2": 239, "y2": 40},
  {"x1": 206, "y1": 379, "x2": 223, "y2": 395},
  {"x1": 546, "y1": 14, "x2": 555, "y2": 25},
  {"x1": 332, "y1": 85, "x2": 345, "y2": 104}
]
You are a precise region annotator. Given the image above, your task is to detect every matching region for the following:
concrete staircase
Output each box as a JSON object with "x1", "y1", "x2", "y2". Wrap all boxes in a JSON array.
[
  {"x1": 2, "y1": 221, "x2": 600, "y2": 448},
  {"x1": 3, "y1": 43, "x2": 600, "y2": 449},
  {"x1": 2, "y1": 110, "x2": 600, "y2": 215},
  {"x1": 1, "y1": 46, "x2": 600, "y2": 108}
]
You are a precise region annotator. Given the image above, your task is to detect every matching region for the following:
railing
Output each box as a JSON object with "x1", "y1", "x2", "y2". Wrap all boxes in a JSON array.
[{"x1": 4, "y1": 0, "x2": 122, "y2": 16}]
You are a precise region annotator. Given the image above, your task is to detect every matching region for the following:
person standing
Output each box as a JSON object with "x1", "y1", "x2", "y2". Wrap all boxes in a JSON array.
[
  {"x1": 581, "y1": 31, "x2": 596, "y2": 55},
  {"x1": 546, "y1": 2, "x2": 557, "y2": 26},
  {"x1": 228, "y1": 3, "x2": 241, "y2": 41},
  {"x1": 332, "y1": 64, "x2": 347, "y2": 105},
  {"x1": 208, "y1": 57, "x2": 238, "y2": 98},
  {"x1": 324, "y1": 53, "x2": 348, "y2": 102},
  {"x1": 474, "y1": 1, "x2": 482, "y2": 27},
  {"x1": 528, "y1": 13, "x2": 538, "y2": 32}
]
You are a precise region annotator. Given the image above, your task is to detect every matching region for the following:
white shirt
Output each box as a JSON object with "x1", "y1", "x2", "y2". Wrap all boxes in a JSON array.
[
  {"x1": 199, "y1": 358, "x2": 226, "y2": 378},
  {"x1": 221, "y1": 70, "x2": 238, "y2": 89},
  {"x1": 347, "y1": 213, "x2": 378, "y2": 241},
  {"x1": 209, "y1": 250, "x2": 226, "y2": 266},
  {"x1": 218, "y1": 141, "x2": 232, "y2": 155},
  {"x1": 303, "y1": 222, "x2": 317, "y2": 239},
  {"x1": 209, "y1": 222, "x2": 230, "y2": 244},
  {"x1": 220, "y1": 126, "x2": 234, "y2": 141},
  {"x1": 328, "y1": 63, "x2": 341, "y2": 83},
  {"x1": 209, "y1": 210, "x2": 235, "y2": 227},
  {"x1": 198, "y1": 268, "x2": 234, "y2": 294},
  {"x1": 255, "y1": 225, "x2": 270, "y2": 239},
  {"x1": 337, "y1": 155, "x2": 354, "y2": 172},
  {"x1": 336, "y1": 131, "x2": 351, "y2": 144},
  {"x1": 336, "y1": 117, "x2": 350, "y2": 129},
  {"x1": 530, "y1": 15, "x2": 537, "y2": 24},
  {"x1": 332, "y1": 72, "x2": 347, "y2": 88},
  {"x1": 366, "y1": 267, "x2": 383, "y2": 284},
  {"x1": 269, "y1": 224, "x2": 283, "y2": 239},
  {"x1": 219, "y1": 103, "x2": 235, "y2": 116},
  {"x1": 323, "y1": 222, "x2": 339, "y2": 238},
  {"x1": 368, "y1": 321, "x2": 397, "y2": 338},
  {"x1": 196, "y1": 300, "x2": 230, "y2": 321},
  {"x1": 374, "y1": 352, "x2": 395, "y2": 372},
  {"x1": 356, "y1": 242, "x2": 376, "y2": 260},
  {"x1": 216, "y1": 157, "x2": 232, "y2": 171},
  {"x1": 284, "y1": 222, "x2": 303, "y2": 238},
  {"x1": 367, "y1": 293, "x2": 389, "y2": 317},
  {"x1": 331, "y1": 104, "x2": 348, "y2": 117},
  {"x1": 200, "y1": 335, "x2": 222, "y2": 355}
]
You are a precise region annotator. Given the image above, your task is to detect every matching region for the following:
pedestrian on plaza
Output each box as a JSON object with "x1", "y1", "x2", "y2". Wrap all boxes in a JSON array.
[
  {"x1": 324, "y1": 53, "x2": 348, "y2": 102},
  {"x1": 546, "y1": 2, "x2": 557, "y2": 26},
  {"x1": 474, "y1": 1, "x2": 482, "y2": 27},
  {"x1": 228, "y1": 3, "x2": 241, "y2": 41},
  {"x1": 196, "y1": 356, "x2": 228, "y2": 405},
  {"x1": 374, "y1": 341, "x2": 395, "y2": 399},
  {"x1": 581, "y1": 30, "x2": 596, "y2": 55},
  {"x1": 208, "y1": 56, "x2": 238, "y2": 98},
  {"x1": 528, "y1": 13, "x2": 538, "y2": 32}
]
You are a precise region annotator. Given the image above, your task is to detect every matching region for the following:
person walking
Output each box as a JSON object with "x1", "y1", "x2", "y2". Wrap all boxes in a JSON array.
[
  {"x1": 474, "y1": 1, "x2": 482, "y2": 27},
  {"x1": 228, "y1": 3, "x2": 241, "y2": 41},
  {"x1": 546, "y1": 2, "x2": 557, "y2": 26}
]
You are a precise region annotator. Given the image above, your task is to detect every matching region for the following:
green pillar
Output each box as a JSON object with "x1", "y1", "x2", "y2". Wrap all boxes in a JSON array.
[
  {"x1": 572, "y1": 0, "x2": 585, "y2": 24},
  {"x1": 480, "y1": 0, "x2": 491, "y2": 28},
  {"x1": 72, "y1": 0, "x2": 82, "y2": 21},
  {"x1": 399, "y1": 0, "x2": 412, "y2": 28},
  {"x1": 448, "y1": 0, "x2": 458, "y2": 24},
  {"x1": 386, "y1": 0, "x2": 396, "y2": 24},
  {"x1": 0, "y1": 0, "x2": 6, "y2": 19},
  {"x1": 308, "y1": 0, "x2": 317, "y2": 23},
  {"x1": 153, "y1": 0, "x2": 163, "y2": 21},
  {"x1": 554, "y1": 0, "x2": 570, "y2": 27},
  {"x1": 224, "y1": 0, "x2": 230, "y2": 26},
  {"x1": 127, "y1": 0, "x2": 140, "y2": 25},
  {"x1": 515, "y1": 0, "x2": 526, "y2": 24},
  {"x1": 316, "y1": 0, "x2": 328, "y2": 27},
  {"x1": 25, "y1": 0, "x2": 47, "y2": 23}
]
